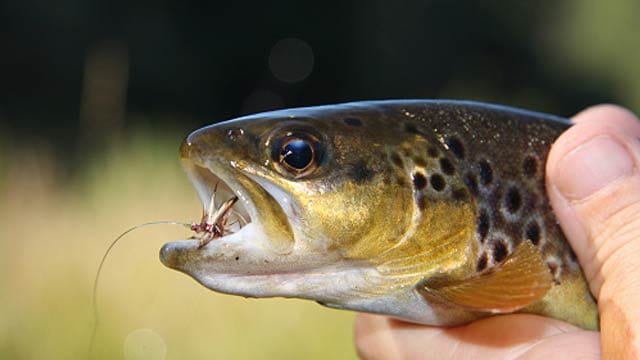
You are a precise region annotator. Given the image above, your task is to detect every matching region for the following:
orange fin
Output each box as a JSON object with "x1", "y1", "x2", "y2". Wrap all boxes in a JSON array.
[{"x1": 419, "y1": 241, "x2": 553, "y2": 313}]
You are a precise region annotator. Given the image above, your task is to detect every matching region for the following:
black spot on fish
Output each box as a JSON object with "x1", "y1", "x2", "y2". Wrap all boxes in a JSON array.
[
  {"x1": 349, "y1": 161, "x2": 375, "y2": 183},
  {"x1": 477, "y1": 209, "x2": 490, "y2": 243},
  {"x1": 391, "y1": 153, "x2": 403, "y2": 168},
  {"x1": 505, "y1": 187, "x2": 522, "y2": 213},
  {"x1": 523, "y1": 156, "x2": 538, "y2": 177},
  {"x1": 412, "y1": 172, "x2": 427, "y2": 190},
  {"x1": 439, "y1": 158, "x2": 455, "y2": 175},
  {"x1": 404, "y1": 123, "x2": 419, "y2": 134},
  {"x1": 464, "y1": 173, "x2": 479, "y2": 196},
  {"x1": 479, "y1": 160, "x2": 493, "y2": 185},
  {"x1": 416, "y1": 194, "x2": 427, "y2": 211},
  {"x1": 402, "y1": 147, "x2": 412, "y2": 157},
  {"x1": 452, "y1": 188, "x2": 467, "y2": 201},
  {"x1": 427, "y1": 147, "x2": 439, "y2": 158},
  {"x1": 430, "y1": 174, "x2": 446, "y2": 191},
  {"x1": 235, "y1": 256, "x2": 240, "y2": 261},
  {"x1": 476, "y1": 253, "x2": 488, "y2": 271},
  {"x1": 493, "y1": 241, "x2": 508, "y2": 263},
  {"x1": 446, "y1": 137, "x2": 465, "y2": 159},
  {"x1": 525, "y1": 221, "x2": 541, "y2": 245},
  {"x1": 343, "y1": 117, "x2": 363, "y2": 127}
]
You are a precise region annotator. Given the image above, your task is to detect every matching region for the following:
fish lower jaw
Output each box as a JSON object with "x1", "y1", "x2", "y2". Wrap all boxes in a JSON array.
[
  {"x1": 160, "y1": 222, "x2": 274, "y2": 269},
  {"x1": 189, "y1": 264, "x2": 382, "y2": 301},
  {"x1": 161, "y1": 234, "x2": 379, "y2": 302},
  {"x1": 160, "y1": 220, "x2": 322, "y2": 283}
]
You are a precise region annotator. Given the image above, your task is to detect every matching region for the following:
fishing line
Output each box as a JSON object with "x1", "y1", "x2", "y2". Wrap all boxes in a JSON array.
[{"x1": 88, "y1": 220, "x2": 192, "y2": 358}]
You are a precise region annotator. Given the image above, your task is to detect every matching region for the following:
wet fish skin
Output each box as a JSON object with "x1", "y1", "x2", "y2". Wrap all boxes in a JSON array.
[{"x1": 161, "y1": 100, "x2": 598, "y2": 330}]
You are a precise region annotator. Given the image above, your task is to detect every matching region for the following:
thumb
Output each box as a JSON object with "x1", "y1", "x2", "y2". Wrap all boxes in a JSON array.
[{"x1": 547, "y1": 105, "x2": 640, "y2": 359}]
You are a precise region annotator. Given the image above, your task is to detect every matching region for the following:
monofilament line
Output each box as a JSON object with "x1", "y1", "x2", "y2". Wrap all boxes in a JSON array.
[{"x1": 88, "y1": 221, "x2": 191, "y2": 359}]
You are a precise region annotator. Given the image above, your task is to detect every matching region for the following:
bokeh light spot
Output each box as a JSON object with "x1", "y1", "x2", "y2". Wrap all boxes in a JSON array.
[
  {"x1": 124, "y1": 328, "x2": 167, "y2": 360},
  {"x1": 268, "y1": 38, "x2": 314, "y2": 83}
]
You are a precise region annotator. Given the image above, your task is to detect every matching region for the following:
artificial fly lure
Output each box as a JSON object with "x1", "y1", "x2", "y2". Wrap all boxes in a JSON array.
[
  {"x1": 191, "y1": 183, "x2": 242, "y2": 248},
  {"x1": 88, "y1": 184, "x2": 241, "y2": 357}
]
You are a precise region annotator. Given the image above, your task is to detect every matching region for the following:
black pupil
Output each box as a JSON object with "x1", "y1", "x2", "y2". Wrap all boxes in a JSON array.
[{"x1": 281, "y1": 139, "x2": 313, "y2": 170}]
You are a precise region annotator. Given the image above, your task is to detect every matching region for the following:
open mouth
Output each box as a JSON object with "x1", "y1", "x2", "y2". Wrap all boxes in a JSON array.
[
  {"x1": 159, "y1": 151, "x2": 296, "y2": 276},
  {"x1": 183, "y1": 160, "x2": 256, "y2": 248}
]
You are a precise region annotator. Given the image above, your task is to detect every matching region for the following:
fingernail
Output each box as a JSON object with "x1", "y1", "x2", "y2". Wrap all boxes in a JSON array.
[{"x1": 554, "y1": 136, "x2": 633, "y2": 200}]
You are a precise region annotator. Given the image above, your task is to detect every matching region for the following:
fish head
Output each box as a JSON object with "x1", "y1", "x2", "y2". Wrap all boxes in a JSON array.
[{"x1": 160, "y1": 104, "x2": 418, "y2": 303}]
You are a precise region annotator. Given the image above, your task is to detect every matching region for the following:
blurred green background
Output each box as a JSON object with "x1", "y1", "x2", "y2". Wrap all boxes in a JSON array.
[{"x1": 1, "y1": 1, "x2": 639, "y2": 359}]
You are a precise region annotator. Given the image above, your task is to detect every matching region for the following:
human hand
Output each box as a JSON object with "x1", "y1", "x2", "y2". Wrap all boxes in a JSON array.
[{"x1": 354, "y1": 105, "x2": 640, "y2": 359}]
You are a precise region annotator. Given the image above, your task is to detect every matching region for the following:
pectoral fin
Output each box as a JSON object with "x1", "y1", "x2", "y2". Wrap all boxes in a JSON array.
[{"x1": 419, "y1": 241, "x2": 553, "y2": 313}]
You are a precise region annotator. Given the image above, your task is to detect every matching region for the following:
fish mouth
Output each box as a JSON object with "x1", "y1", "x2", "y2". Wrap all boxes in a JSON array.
[
  {"x1": 183, "y1": 159, "x2": 254, "y2": 241},
  {"x1": 159, "y1": 153, "x2": 296, "y2": 277}
]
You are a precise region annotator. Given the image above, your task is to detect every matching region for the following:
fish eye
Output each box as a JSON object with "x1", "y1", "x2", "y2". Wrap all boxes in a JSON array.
[
  {"x1": 280, "y1": 138, "x2": 314, "y2": 172},
  {"x1": 269, "y1": 128, "x2": 325, "y2": 177}
]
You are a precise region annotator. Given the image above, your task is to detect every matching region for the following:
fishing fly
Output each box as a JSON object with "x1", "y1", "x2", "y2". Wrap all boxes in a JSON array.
[{"x1": 190, "y1": 183, "x2": 244, "y2": 248}]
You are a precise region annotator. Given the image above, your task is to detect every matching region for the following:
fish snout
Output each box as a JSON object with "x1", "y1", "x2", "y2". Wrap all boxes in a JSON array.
[{"x1": 159, "y1": 241, "x2": 195, "y2": 270}]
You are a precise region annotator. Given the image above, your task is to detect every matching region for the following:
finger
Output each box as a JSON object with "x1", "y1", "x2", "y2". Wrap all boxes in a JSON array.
[
  {"x1": 354, "y1": 314, "x2": 404, "y2": 360},
  {"x1": 547, "y1": 105, "x2": 640, "y2": 359},
  {"x1": 354, "y1": 313, "x2": 599, "y2": 360},
  {"x1": 572, "y1": 104, "x2": 640, "y2": 128}
]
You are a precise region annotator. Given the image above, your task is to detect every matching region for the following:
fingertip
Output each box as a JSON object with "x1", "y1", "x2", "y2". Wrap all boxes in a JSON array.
[
  {"x1": 572, "y1": 104, "x2": 640, "y2": 126},
  {"x1": 549, "y1": 105, "x2": 640, "y2": 171},
  {"x1": 548, "y1": 105, "x2": 640, "y2": 202}
]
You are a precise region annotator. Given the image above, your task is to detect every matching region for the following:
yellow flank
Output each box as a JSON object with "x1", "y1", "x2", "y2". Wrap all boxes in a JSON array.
[{"x1": 295, "y1": 178, "x2": 414, "y2": 258}]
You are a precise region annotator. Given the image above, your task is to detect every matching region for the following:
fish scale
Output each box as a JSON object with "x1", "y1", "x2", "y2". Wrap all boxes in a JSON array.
[{"x1": 160, "y1": 100, "x2": 599, "y2": 330}]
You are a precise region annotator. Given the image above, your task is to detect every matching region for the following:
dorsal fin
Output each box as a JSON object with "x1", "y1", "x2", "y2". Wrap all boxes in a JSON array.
[{"x1": 419, "y1": 241, "x2": 553, "y2": 313}]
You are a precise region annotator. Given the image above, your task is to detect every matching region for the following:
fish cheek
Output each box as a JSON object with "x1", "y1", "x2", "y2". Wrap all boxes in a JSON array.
[
  {"x1": 302, "y1": 175, "x2": 414, "y2": 259},
  {"x1": 234, "y1": 175, "x2": 294, "y2": 247}
]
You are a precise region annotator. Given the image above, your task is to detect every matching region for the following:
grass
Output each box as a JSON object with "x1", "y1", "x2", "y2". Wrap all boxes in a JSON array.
[{"x1": 0, "y1": 129, "x2": 356, "y2": 359}]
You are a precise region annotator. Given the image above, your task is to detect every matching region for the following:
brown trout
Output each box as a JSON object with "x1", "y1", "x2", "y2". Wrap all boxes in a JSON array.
[{"x1": 160, "y1": 100, "x2": 598, "y2": 330}]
